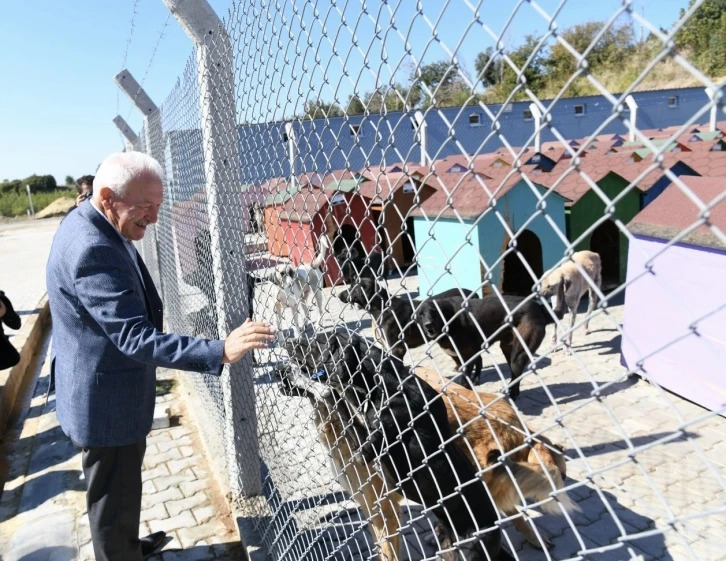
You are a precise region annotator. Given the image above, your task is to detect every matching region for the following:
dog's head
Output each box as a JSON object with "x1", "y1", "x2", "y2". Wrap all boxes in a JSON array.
[
  {"x1": 538, "y1": 273, "x2": 568, "y2": 319},
  {"x1": 284, "y1": 330, "x2": 384, "y2": 400},
  {"x1": 337, "y1": 278, "x2": 385, "y2": 310},
  {"x1": 267, "y1": 264, "x2": 297, "y2": 288},
  {"x1": 415, "y1": 298, "x2": 453, "y2": 340},
  {"x1": 273, "y1": 361, "x2": 333, "y2": 402}
]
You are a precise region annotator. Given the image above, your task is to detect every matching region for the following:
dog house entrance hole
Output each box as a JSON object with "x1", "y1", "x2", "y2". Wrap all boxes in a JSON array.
[
  {"x1": 501, "y1": 229, "x2": 543, "y2": 296},
  {"x1": 402, "y1": 217, "x2": 417, "y2": 266},
  {"x1": 590, "y1": 219, "x2": 619, "y2": 287}
]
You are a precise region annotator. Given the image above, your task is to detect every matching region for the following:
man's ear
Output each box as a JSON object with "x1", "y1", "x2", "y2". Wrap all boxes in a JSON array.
[{"x1": 97, "y1": 186, "x2": 114, "y2": 208}]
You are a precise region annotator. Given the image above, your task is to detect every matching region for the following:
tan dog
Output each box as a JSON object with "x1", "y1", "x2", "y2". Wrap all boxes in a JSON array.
[{"x1": 414, "y1": 366, "x2": 577, "y2": 549}]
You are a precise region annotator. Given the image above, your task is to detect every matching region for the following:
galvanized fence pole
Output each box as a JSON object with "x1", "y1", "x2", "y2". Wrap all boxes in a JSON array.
[{"x1": 163, "y1": 0, "x2": 261, "y2": 497}]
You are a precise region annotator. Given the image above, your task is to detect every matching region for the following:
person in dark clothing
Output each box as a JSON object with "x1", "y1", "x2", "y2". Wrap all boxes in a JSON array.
[
  {"x1": 0, "y1": 291, "x2": 22, "y2": 370},
  {"x1": 62, "y1": 175, "x2": 95, "y2": 222}
]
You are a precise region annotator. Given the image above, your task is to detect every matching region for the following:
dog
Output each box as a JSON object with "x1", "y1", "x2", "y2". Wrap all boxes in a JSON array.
[
  {"x1": 414, "y1": 366, "x2": 577, "y2": 548},
  {"x1": 276, "y1": 333, "x2": 576, "y2": 555},
  {"x1": 265, "y1": 237, "x2": 329, "y2": 338},
  {"x1": 540, "y1": 250, "x2": 602, "y2": 346},
  {"x1": 338, "y1": 279, "x2": 484, "y2": 378},
  {"x1": 416, "y1": 276, "x2": 566, "y2": 399},
  {"x1": 277, "y1": 330, "x2": 514, "y2": 561},
  {"x1": 333, "y1": 235, "x2": 384, "y2": 285}
]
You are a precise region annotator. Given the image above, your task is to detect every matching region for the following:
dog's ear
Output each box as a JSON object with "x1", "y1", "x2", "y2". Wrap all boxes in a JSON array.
[
  {"x1": 338, "y1": 290, "x2": 350, "y2": 303},
  {"x1": 486, "y1": 449, "x2": 503, "y2": 465}
]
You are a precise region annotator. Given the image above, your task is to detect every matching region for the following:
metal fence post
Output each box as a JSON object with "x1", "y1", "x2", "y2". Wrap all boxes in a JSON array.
[
  {"x1": 114, "y1": 71, "x2": 165, "y2": 285},
  {"x1": 113, "y1": 115, "x2": 139, "y2": 152},
  {"x1": 529, "y1": 103, "x2": 542, "y2": 152},
  {"x1": 162, "y1": 0, "x2": 261, "y2": 497},
  {"x1": 414, "y1": 110, "x2": 429, "y2": 166},
  {"x1": 625, "y1": 95, "x2": 638, "y2": 142}
]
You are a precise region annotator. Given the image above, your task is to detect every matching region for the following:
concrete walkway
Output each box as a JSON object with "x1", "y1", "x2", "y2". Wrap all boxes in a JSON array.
[
  {"x1": 0, "y1": 333, "x2": 243, "y2": 561},
  {"x1": 0, "y1": 218, "x2": 61, "y2": 330}
]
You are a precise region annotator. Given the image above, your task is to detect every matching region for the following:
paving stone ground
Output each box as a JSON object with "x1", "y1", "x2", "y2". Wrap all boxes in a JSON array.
[
  {"x1": 237, "y1": 273, "x2": 726, "y2": 561},
  {"x1": 0, "y1": 334, "x2": 244, "y2": 561}
]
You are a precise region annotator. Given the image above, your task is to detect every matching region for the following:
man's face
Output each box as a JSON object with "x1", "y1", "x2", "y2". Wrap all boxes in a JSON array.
[{"x1": 100, "y1": 173, "x2": 163, "y2": 241}]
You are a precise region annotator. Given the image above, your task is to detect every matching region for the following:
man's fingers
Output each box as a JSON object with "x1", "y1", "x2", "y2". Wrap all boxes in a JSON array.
[
  {"x1": 241, "y1": 322, "x2": 275, "y2": 335},
  {"x1": 242, "y1": 332, "x2": 275, "y2": 343}
]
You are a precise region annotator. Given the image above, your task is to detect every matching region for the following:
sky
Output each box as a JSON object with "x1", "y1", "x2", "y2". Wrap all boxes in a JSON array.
[{"x1": 0, "y1": 0, "x2": 690, "y2": 184}]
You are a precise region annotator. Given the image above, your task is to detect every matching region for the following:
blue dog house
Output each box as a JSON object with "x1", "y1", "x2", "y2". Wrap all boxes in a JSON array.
[{"x1": 411, "y1": 172, "x2": 569, "y2": 297}]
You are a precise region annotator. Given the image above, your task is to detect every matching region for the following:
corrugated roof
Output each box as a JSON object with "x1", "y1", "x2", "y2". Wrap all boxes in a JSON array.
[{"x1": 628, "y1": 176, "x2": 726, "y2": 250}]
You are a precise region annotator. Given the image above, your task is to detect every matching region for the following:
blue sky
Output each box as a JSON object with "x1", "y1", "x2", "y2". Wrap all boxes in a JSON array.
[{"x1": 0, "y1": 0, "x2": 688, "y2": 183}]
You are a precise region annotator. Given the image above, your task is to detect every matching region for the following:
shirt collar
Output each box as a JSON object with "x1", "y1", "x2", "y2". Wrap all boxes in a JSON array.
[{"x1": 90, "y1": 199, "x2": 133, "y2": 245}]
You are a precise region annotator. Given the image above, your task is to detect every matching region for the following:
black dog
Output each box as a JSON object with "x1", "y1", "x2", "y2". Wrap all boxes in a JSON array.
[
  {"x1": 416, "y1": 276, "x2": 566, "y2": 399},
  {"x1": 285, "y1": 330, "x2": 514, "y2": 561},
  {"x1": 338, "y1": 279, "x2": 483, "y2": 378},
  {"x1": 333, "y1": 235, "x2": 384, "y2": 284}
]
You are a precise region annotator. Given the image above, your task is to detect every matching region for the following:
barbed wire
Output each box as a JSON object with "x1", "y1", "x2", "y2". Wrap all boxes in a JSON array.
[{"x1": 116, "y1": 0, "x2": 141, "y2": 145}]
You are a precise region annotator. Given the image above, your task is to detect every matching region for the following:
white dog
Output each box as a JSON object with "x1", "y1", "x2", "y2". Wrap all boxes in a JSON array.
[{"x1": 268, "y1": 235, "x2": 330, "y2": 338}]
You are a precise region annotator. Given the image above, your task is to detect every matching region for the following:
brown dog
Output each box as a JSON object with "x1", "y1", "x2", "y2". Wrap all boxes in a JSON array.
[
  {"x1": 414, "y1": 366, "x2": 577, "y2": 549},
  {"x1": 276, "y1": 336, "x2": 576, "y2": 560}
]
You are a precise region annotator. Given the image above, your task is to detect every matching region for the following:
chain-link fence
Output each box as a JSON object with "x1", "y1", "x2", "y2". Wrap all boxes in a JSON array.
[{"x1": 129, "y1": 0, "x2": 726, "y2": 559}]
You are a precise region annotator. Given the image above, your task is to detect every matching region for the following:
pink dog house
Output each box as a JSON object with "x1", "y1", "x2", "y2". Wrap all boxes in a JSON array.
[{"x1": 621, "y1": 176, "x2": 726, "y2": 415}]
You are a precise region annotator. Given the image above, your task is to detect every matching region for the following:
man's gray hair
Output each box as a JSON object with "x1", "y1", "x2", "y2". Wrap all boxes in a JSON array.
[{"x1": 93, "y1": 151, "x2": 164, "y2": 199}]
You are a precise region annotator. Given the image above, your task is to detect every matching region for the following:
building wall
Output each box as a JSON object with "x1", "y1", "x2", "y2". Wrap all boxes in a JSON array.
[
  {"x1": 477, "y1": 181, "x2": 569, "y2": 292},
  {"x1": 621, "y1": 235, "x2": 726, "y2": 415},
  {"x1": 166, "y1": 88, "x2": 712, "y2": 188},
  {"x1": 223, "y1": 87, "x2": 710, "y2": 184},
  {"x1": 570, "y1": 172, "x2": 641, "y2": 283},
  {"x1": 413, "y1": 217, "x2": 483, "y2": 297}
]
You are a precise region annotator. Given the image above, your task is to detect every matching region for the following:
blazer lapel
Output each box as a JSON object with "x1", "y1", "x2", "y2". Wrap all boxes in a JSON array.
[{"x1": 134, "y1": 250, "x2": 164, "y2": 330}]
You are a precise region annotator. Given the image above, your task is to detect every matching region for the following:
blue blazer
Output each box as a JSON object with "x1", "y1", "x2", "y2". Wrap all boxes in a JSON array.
[{"x1": 46, "y1": 202, "x2": 225, "y2": 447}]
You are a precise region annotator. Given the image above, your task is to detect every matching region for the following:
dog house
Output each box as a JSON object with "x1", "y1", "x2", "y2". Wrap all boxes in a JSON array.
[
  {"x1": 411, "y1": 171, "x2": 569, "y2": 297},
  {"x1": 263, "y1": 173, "x2": 324, "y2": 257},
  {"x1": 276, "y1": 172, "x2": 379, "y2": 287},
  {"x1": 358, "y1": 163, "x2": 436, "y2": 273},
  {"x1": 173, "y1": 185, "x2": 269, "y2": 280},
  {"x1": 621, "y1": 177, "x2": 726, "y2": 415}
]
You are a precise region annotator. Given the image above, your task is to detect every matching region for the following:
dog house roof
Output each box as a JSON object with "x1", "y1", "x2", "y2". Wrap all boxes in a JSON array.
[{"x1": 628, "y1": 176, "x2": 726, "y2": 250}]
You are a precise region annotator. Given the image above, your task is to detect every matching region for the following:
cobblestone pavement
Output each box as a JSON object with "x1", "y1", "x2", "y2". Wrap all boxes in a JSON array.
[
  {"x1": 0, "y1": 334, "x2": 244, "y2": 561},
  {"x1": 243, "y1": 273, "x2": 726, "y2": 561}
]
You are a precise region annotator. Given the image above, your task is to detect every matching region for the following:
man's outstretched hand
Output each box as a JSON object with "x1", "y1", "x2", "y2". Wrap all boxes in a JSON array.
[{"x1": 223, "y1": 319, "x2": 276, "y2": 364}]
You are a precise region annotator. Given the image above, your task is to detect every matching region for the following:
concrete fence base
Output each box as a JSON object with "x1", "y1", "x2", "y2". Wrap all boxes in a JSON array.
[{"x1": 0, "y1": 295, "x2": 51, "y2": 436}]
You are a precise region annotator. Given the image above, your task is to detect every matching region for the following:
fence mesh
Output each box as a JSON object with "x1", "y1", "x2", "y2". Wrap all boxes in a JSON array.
[{"x1": 129, "y1": 1, "x2": 726, "y2": 559}]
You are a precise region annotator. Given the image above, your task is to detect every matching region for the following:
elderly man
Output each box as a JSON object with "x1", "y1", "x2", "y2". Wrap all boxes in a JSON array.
[{"x1": 46, "y1": 151, "x2": 275, "y2": 561}]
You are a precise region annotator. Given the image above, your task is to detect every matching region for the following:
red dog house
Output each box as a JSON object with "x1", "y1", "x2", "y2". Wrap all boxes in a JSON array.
[{"x1": 277, "y1": 173, "x2": 378, "y2": 287}]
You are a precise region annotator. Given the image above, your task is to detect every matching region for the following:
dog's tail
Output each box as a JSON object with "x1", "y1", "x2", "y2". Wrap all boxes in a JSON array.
[{"x1": 486, "y1": 452, "x2": 579, "y2": 515}]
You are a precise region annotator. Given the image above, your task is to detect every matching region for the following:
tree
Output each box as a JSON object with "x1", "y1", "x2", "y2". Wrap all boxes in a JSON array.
[
  {"x1": 474, "y1": 46, "x2": 503, "y2": 88},
  {"x1": 301, "y1": 99, "x2": 344, "y2": 120},
  {"x1": 545, "y1": 21, "x2": 635, "y2": 84},
  {"x1": 23, "y1": 174, "x2": 57, "y2": 192},
  {"x1": 346, "y1": 95, "x2": 366, "y2": 115},
  {"x1": 65, "y1": 175, "x2": 75, "y2": 186},
  {"x1": 675, "y1": 0, "x2": 726, "y2": 76},
  {"x1": 410, "y1": 60, "x2": 469, "y2": 108}
]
